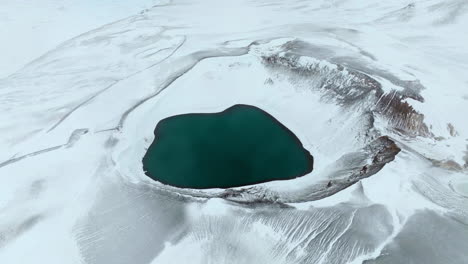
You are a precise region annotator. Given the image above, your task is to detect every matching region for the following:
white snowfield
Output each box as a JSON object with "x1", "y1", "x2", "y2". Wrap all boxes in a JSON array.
[{"x1": 0, "y1": 0, "x2": 467, "y2": 263}]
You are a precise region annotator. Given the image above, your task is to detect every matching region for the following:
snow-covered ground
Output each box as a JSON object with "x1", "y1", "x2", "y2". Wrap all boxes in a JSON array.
[
  {"x1": 0, "y1": 0, "x2": 164, "y2": 78},
  {"x1": 0, "y1": 0, "x2": 467, "y2": 263}
]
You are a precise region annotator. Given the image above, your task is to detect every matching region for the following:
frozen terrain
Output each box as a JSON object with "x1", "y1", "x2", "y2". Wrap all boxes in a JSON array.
[
  {"x1": 1, "y1": 0, "x2": 468, "y2": 263},
  {"x1": 0, "y1": 0, "x2": 162, "y2": 78}
]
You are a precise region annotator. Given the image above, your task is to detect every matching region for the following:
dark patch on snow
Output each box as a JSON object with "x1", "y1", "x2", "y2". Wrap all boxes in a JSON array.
[
  {"x1": 447, "y1": 123, "x2": 459, "y2": 137},
  {"x1": 0, "y1": 214, "x2": 44, "y2": 249},
  {"x1": 429, "y1": 159, "x2": 464, "y2": 172}
]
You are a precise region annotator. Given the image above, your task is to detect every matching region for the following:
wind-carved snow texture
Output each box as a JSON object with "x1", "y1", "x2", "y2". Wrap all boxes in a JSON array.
[
  {"x1": 1, "y1": 0, "x2": 468, "y2": 264},
  {"x1": 0, "y1": 129, "x2": 88, "y2": 168}
]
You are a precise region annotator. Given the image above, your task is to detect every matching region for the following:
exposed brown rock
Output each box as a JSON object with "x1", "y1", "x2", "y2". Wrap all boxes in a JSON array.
[
  {"x1": 430, "y1": 159, "x2": 463, "y2": 172},
  {"x1": 375, "y1": 91, "x2": 431, "y2": 137}
]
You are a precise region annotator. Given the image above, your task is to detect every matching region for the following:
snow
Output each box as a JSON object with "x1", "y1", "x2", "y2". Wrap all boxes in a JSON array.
[
  {"x1": 1, "y1": 0, "x2": 468, "y2": 263},
  {"x1": 0, "y1": 0, "x2": 163, "y2": 78}
]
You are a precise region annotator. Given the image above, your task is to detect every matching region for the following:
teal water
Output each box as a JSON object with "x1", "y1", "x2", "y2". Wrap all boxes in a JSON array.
[{"x1": 142, "y1": 104, "x2": 313, "y2": 189}]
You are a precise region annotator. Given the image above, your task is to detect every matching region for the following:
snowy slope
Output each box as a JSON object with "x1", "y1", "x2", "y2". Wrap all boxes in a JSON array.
[
  {"x1": 0, "y1": 0, "x2": 467, "y2": 263},
  {"x1": 0, "y1": 0, "x2": 164, "y2": 78}
]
